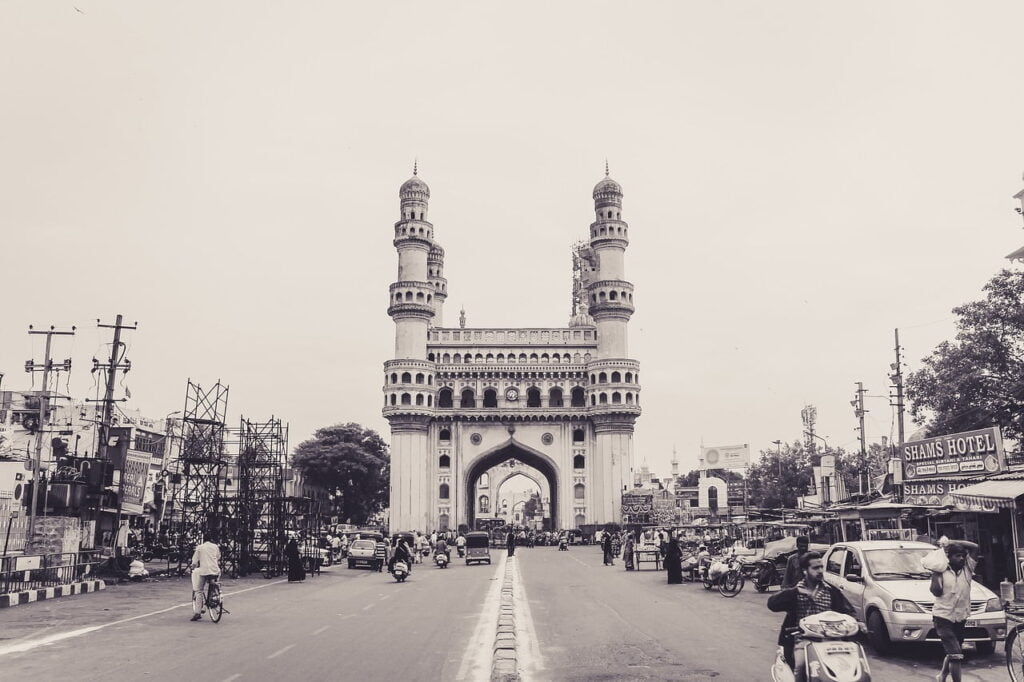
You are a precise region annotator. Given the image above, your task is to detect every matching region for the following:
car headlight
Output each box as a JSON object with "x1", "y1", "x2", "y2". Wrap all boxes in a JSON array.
[
  {"x1": 892, "y1": 599, "x2": 925, "y2": 613},
  {"x1": 985, "y1": 598, "x2": 1002, "y2": 612}
]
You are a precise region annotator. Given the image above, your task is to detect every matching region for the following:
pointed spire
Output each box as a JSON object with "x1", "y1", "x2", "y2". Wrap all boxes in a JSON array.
[
  {"x1": 413, "y1": 158, "x2": 418, "y2": 176},
  {"x1": 604, "y1": 159, "x2": 609, "y2": 177}
]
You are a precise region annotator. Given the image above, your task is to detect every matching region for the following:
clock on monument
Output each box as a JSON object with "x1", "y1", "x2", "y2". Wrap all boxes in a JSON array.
[{"x1": 505, "y1": 387, "x2": 519, "y2": 401}]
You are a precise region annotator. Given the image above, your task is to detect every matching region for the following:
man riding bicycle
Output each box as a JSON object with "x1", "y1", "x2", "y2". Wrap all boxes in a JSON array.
[{"x1": 189, "y1": 531, "x2": 221, "y2": 622}]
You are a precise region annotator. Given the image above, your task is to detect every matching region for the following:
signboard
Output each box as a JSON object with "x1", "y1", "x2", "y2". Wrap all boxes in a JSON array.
[
  {"x1": 902, "y1": 479, "x2": 975, "y2": 506},
  {"x1": 901, "y1": 427, "x2": 1005, "y2": 480},
  {"x1": 15, "y1": 555, "x2": 41, "y2": 571},
  {"x1": 700, "y1": 444, "x2": 749, "y2": 469},
  {"x1": 727, "y1": 480, "x2": 746, "y2": 506},
  {"x1": 621, "y1": 493, "x2": 653, "y2": 514},
  {"x1": 866, "y1": 528, "x2": 915, "y2": 541},
  {"x1": 120, "y1": 450, "x2": 152, "y2": 515}
]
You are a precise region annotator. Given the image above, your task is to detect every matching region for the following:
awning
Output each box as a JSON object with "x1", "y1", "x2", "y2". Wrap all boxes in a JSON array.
[{"x1": 951, "y1": 480, "x2": 1024, "y2": 511}]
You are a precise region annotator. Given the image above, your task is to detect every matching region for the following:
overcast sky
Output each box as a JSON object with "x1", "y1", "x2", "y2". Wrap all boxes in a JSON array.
[{"x1": 2, "y1": 2, "x2": 1023, "y2": 479}]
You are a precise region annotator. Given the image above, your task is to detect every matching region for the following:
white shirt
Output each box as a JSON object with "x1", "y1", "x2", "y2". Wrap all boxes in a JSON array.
[
  {"x1": 191, "y1": 542, "x2": 222, "y2": 576},
  {"x1": 933, "y1": 556, "x2": 976, "y2": 622}
]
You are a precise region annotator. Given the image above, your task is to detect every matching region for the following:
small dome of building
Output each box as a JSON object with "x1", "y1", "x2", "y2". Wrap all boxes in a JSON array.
[
  {"x1": 569, "y1": 302, "x2": 594, "y2": 327},
  {"x1": 592, "y1": 175, "x2": 621, "y2": 198},
  {"x1": 400, "y1": 175, "x2": 430, "y2": 199}
]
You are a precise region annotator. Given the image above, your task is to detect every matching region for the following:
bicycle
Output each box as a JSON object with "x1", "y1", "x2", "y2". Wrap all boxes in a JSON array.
[
  {"x1": 193, "y1": 574, "x2": 229, "y2": 624},
  {"x1": 1006, "y1": 603, "x2": 1024, "y2": 681},
  {"x1": 703, "y1": 555, "x2": 745, "y2": 598}
]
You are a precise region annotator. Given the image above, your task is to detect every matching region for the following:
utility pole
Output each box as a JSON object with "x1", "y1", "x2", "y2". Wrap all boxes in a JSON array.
[
  {"x1": 851, "y1": 382, "x2": 868, "y2": 495},
  {"x1": 89, "y1": 315, "x2": 136, "y2": 550},
  {"x1": 25, "y1": 325, "x2": 76, "y2": 539},
  {"x1": 889, "y1": 328, "x2": 906, "y2": 503}
]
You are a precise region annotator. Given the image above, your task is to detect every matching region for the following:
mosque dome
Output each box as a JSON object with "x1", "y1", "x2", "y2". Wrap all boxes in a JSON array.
[
  {"x1": 592, "y1": 175, "x2": 622, "y2": 198},
  {"x1": 400, "y1": 175, "x2": 430, "y2": 199}
]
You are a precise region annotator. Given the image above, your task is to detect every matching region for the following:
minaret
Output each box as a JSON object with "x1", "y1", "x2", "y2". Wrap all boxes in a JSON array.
[
  {"x1": 428, "y1": 243, "x2": 447, "y2": 326},
  {"x1": 671, "y1": 446, "x2": 679, "y2": 478},
  {"x1": 588, "y1": 163, "x2": 634, "y2": 358},
  {"x1": 585, "y1": 164, "x2": 641, "y2": 524},
  {"x1": 384, "y1": 164, "x2": 437, "y2": 533}
]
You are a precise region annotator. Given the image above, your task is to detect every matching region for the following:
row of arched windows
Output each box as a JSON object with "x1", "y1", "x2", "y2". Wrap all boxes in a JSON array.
[
  {"x1": 392, "y1": 290, "x2": 434, "y2": 303},
  {"x1": 386, "y1": 393, "x2": 434, "y2": 407},
  {"x1": 589, "y1": 371, "x2": 638, "y2": 384},
  {"x1": 404, "y1": 209, "x2": 426, "y2": 220},
  {"x1": 396, "y1": 223, "x2": 431, "y2": 238},
  {"x1": 437, "y1": 386, "x2": 587, "y2": 408},
  {"x1": 390, "y1": 372, "x2": 434, "y2": 385},
  {"x1": 429, "y1": 352, "x2": 585, "y2": 365},
  {"x1": 599, "y1": 210, "x2": 621, "y2": 220},
  {"x1": 590, "y1": 392, "x2": 637, "y2": 405},
  {"x1": 592, "y1": 224, "x2": 626, "y2": 238},
  {"x1": 591, "y1": 290, "x2": 633, "y2": 304}
]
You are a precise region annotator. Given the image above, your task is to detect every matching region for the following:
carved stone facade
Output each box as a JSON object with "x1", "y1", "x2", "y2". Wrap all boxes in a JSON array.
[{"x1": 384, "y1": 168, "x2": 641, "y2": 532}]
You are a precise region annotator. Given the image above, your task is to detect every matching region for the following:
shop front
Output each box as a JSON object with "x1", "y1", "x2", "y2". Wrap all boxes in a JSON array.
[{"x1": 951, "y1": 473, "x2": 1024, "y2": 585}]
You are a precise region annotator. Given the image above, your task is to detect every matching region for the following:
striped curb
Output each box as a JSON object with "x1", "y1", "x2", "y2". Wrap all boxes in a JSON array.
[
  {"x1": 0, "y1": 579, "x2": 106, "y2": 608},
  {"x1": 491, "y1": 556, "x2": 520, "y2": 682}
]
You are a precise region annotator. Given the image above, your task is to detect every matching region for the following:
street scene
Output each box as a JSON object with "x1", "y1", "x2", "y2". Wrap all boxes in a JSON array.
[{"x1": 4, "y1": 2, "x2": 1024, "y2": 682}]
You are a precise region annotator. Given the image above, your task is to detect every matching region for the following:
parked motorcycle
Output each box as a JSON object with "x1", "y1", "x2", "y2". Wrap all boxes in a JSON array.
[
  {"x1": 770, "y1": 611, "x2": 870, "y2": 682},
  {"x1": 393, "y1": 560, "x2": 409, "y2": 583},
  {"x1": 434, "y1": 552, "x2": 449, "y2": 569}
]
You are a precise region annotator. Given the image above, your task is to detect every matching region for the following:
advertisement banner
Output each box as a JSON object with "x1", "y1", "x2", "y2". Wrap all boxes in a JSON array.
[
  {"x1": 621, "y1": 494, "x2": 653, "y2": 514},
  {"x1": 700, "y1": 444, "x2": 750, "y2": 469},
  {"x1": 901, "y1": 427, "x2": 1005, "y2": 480},
  {"x1": 120, "y1": 450, "x2": 152, "y2": 515},
  {"x1": 902, "y1": 479, "x2": 976, "y2": 506},
  {"x1": 727, "y1": 480, "x2": 746, "y2": 506}
]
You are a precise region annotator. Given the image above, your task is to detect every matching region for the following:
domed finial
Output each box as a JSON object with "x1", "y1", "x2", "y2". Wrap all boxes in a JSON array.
[
  {"x1": 413, "y1": 159, "x2": 418, "y2": 176},
  {"x1": 605, "y1": 159, "x2": 609, "y2": 177},
  {"x1": 459, "y1": 307, "x2": 466, "y2": 328}
]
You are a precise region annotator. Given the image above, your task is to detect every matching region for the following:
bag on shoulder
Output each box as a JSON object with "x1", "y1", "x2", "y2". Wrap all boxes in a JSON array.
[{"x1": 920, "y1": 546, "x2": 948, "y2": 572}]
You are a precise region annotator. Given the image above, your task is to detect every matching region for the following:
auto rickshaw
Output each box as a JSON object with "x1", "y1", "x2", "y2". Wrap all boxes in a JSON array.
[{"x1": 464, "y1": 531, "x2": 491, "y2": 565}]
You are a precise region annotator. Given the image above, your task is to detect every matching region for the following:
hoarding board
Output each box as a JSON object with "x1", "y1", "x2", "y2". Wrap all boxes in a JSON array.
[
  {"x1": 727, "y1": 480, "x2": 746, "y2": 506},
  {"x1": 700, "y1": 444, "x2": 749, "y2": 469},
  {"x1": 902, "y1": 479, "x2": 974, "y2": 506},
  {"x1": 901, "y1": 427, "x2": 1005, "y2": 480},
  {"x1": 120, "y1": 450, "x2": 152, "y2": 515}
]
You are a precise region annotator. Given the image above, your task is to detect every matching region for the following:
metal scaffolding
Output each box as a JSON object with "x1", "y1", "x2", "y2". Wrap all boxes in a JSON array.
[
  {"x1": 234, "y1": 417, "x2": 288, "y2": 575},
  {"x1": 169, "y1": 380, "x2": 229, "y2": 570}
]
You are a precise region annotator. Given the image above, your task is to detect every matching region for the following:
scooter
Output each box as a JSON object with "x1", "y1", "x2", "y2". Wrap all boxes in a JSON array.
[
  {"x1": 770, "y1": 611, "x2": 870, "y2": 682},
  {"x1": 558, "y1": 538, "x2": 568, "y2": 551},
  {"x1": 456, "y1": 545, "x2": 465, "y2": 558},
  {"x1": 393, "y1": 560, "x2": 409, "y2": 583},
  {"x1": 434, "y1": 552, "x2": 449, "y2": 569}
]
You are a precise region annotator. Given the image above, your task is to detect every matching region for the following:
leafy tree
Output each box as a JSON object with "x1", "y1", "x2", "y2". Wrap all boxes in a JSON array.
[
  {"x1": 906, "y1": 269, "x2": 1024, "y2": 444},
  {"x1": 291, "y1": 423, "x2": 390, "y2": 524},
  {"x1": 522, "y1": 491, "x2": 541, "y2": 520},
  {"x1": 746, "y1": 441, "x2": 814, "y2": 509}
]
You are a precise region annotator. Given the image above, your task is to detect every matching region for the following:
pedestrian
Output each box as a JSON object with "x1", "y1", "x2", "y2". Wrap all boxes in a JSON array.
[
  {"x1": 602, "y1": 531, "x2": 614, "y2": 565},
  {"x1": 506, "y1": 529, "x2": 516, "y2": 557},
  {"x1": 665, "y1": 533, "x2": 683, "y2": 584},
  {"x1": 285, "y1": 537, "x2": 306, "y2": 582},
  {"x1": 930, "y1": 540, "x2": 980, "y2": 682},
  {"x1": 374, "y1": 536, "x2": 388, "y2": 572},
  {"x1": 782, "y1": 536, "x2": 810, "y2": 588},
  {"x1": 623, "y1": 533, "x2": 635, "y2": 571}
]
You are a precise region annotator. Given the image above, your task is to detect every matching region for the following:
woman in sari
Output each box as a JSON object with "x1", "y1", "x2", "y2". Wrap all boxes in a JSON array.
[
  {"x1": 623, "y1": 533, "x2": 635, "y2": 571},
  {"x1": 664, "y1": 533, "x2": 684, "y2": 584}
]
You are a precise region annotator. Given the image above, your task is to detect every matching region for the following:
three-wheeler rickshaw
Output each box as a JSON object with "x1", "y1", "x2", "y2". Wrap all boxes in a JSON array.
[{"x1": 464, "y1": 531, "x2": 492, "y2": 565}]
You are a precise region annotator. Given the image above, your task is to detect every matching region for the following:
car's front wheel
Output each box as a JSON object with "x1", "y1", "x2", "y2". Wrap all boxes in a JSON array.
[{"x1": 866, "y1": 610, "x2": 892, "y2": 655}]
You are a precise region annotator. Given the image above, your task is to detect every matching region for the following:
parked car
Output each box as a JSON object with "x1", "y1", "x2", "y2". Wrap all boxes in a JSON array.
[
  {"x1": 820, "y1": 541, "x2": 1007, "y2": 654},
  {"x1": 347, "y1": 539, "x2": 379, "y2": 570}
]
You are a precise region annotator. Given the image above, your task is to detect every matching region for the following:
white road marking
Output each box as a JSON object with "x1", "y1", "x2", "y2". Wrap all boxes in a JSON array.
[
  {"x1": 267, "y1": 643, "x2": 295, "y2": 659},
  {"x1": 222, "y1": 674, "x2": 242, "y2": 682},
  {"x1": 0, "y1": 579, "x2": 288, "y2": 658},
  {"x1": 339, "y1": 614, "x2": 355, "y2": 619},
  {"x1": 511, "y1": 557, "x2": 544, "y2": 681},
  {"x1": 379, "y1": 593, "x2": 392, "y2": 600},
  {"x1": 362, "y1": 603, "x2": 374, "y2": 611},
  {"x1": 311, "y1": 626, "x2": 330, "y2": 635},
  {"x1": 455, "y1": 554, "x2": 507, "y2": 682}
]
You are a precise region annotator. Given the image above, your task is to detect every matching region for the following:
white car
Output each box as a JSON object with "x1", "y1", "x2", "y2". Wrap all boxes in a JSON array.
[{"x1": 821, "y1": 541, "x2": 1007, "y2": 654}]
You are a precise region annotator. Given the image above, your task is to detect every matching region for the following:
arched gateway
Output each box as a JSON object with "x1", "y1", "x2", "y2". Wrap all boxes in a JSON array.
[{"x1": 383, "y1": 167, "x2": 641, "y2": 533}]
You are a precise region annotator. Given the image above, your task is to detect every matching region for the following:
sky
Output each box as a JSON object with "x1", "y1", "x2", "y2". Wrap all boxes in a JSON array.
[{"x1": 2, "y1": 2, "x2": 1023, "y2": 481}]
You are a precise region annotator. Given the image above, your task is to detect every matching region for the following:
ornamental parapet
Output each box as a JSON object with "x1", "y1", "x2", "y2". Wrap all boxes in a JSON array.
[
  {"x1": 383, "y1": 413, "x2": 432, "y2": 433},
  {"x1": 585, "y1": 358, "x2": 640, "y2": 371},
  {"x1": 387, "y1": 302, "x2": 435, "y2": 319},
  {"x1": 428, "y1": 327, "x2": 598, "y2": 345},
  {"x1": 431, "y1": 411, "x2": 591, "y2": 423},
  {"x1": 590, "y1": 411, "x2": 640, "y2": 432},
  {"x1": 384, "y1": 359, "x2": 436, "y2": 372}
]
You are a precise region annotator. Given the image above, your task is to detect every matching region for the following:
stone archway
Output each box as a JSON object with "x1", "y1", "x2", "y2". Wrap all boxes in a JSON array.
[{"x1": 464, "y1": 439, "x2": 559, "y2": 530}]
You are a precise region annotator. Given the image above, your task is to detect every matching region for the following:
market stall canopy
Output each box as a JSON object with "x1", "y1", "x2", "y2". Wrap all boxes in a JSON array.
[
  {"x1": 762, "y1": 536, "x2": 830, "y2": 560},
  {"x1": 951, "y1": 479, "x2": 1024, "y2": 510}
]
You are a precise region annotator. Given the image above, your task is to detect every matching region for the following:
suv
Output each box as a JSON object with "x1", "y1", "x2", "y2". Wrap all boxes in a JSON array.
[
  {"x1": 347, "y1": 539, "x2": 379, "y2": 570},
  {"x1": 821, "y1": 541, "x2": 1006, "y2": 654}
]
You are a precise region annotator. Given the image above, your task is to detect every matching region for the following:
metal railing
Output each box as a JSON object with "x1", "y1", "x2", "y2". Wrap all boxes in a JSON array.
[{"x1": 0, "y1": 550, "x2": 103, "y2": 595}]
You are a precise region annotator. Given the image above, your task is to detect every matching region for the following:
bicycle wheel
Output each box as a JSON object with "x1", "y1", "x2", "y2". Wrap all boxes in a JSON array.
[
  {"x1": 207, "y1": 583, "x2": 223, "y2": 623},
  {"x1": 719, "y1": 570, "x2": 744, "y2": 597},
  {"x1": 1007, "y1": 626, "x2": 1024, "y2": 682},
  {"x1": 262, "y1": 557, "x2": 277, "y2": 579}
]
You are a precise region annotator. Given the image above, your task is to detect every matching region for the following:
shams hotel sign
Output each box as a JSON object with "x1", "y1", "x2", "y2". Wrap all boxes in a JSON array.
[{"x1": 901, "y1": 427, "x2": 1006, "y2": 507}]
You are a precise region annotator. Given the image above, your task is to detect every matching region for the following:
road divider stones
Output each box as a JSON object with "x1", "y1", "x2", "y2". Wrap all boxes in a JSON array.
[
  {"x1": 492, "y1": 557, "x2": 519, "y2": 682},
  {"x1": 0, "y1": 579, "x2": 106, "y2": 608}
]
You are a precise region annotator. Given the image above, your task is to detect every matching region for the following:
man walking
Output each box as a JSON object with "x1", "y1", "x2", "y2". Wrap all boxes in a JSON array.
[{"x1": 930, "y1": 540, "x2": 980, "y2": 682}]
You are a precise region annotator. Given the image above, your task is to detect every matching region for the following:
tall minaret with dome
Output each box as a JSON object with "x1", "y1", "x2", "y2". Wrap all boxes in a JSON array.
[{"x1": 383, "y1": 164, "x2": 641, "y2": 534}]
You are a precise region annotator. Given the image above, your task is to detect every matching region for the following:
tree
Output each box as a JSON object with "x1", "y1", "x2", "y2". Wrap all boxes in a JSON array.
[
  {"x1": 522, "y1": 491, "x2": 541, "y2": 520},
  {"x1": 291, "y1": 422, "x2": 390, "y2": 525},
  {"x1": 906, "y1": 269, "x2": 1024, "y2": 444},
  {"x1": 745, "y1": 441, "x2": 814, "y2": 509}
]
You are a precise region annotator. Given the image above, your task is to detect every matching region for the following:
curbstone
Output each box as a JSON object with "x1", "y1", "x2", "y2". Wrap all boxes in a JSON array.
[
  {"x1": 490, "y1": 557, "x2": 521, "y2": 682},
  {"x1": 0, "y1": 579, "x2": 106, "y2": 608}
]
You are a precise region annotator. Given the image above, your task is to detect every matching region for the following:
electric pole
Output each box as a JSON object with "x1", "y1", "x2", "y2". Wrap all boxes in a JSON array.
[
  {"x1": 25, "y1": 324, "x2": 76, "y2": 539},
  {"x1": 851, "y1": 382, "x2": 868, "y2": 495},
  {"x1": 89, "y1": 315, "x2": 136, "y2": 548},
  {"x1": 889, "y1": 328, "x2": 906, "y2": 502}
]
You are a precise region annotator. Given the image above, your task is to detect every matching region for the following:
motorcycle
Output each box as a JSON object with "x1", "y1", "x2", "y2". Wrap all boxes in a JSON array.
[
  {"x1": 771, "y1": 611, "x2": 870, "y2": 682},
  {"x1": 434, "y1": 552, "x2": 449, "y2": 569},
  {"x1": 558, "y1": 537, "x2": 568, "y2": 551},
  {"x1": 393, "y1": 560, "x2": 409, "y2": 583},
  {"x1": 456, "y1": 545, "x2": 465, "y2": 558}
]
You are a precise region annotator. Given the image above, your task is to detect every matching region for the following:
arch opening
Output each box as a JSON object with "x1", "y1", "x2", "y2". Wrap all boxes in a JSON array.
[{"x1": 465, "y1": 441, "x2": 559, "y2": 531}]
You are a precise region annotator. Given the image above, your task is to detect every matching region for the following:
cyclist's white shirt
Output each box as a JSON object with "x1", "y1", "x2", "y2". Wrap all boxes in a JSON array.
[{"x1": 191, "y1": 542, "x2": 222, "y2": 576}]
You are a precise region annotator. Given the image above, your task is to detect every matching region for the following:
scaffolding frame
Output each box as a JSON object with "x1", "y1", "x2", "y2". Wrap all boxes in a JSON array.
[{"x1": 235, "y1": 417, "x2": 288, "y2": 575}]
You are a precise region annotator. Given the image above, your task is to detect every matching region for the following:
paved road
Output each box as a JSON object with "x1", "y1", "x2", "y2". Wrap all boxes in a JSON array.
[
  {"x1": 518, "y1": 545, "x2": 1008, "y2": 681},
  {"x1": 0, "y1": 556, "x2": 500, "y2": 681},
  {"x1": 0, "y1": 547, "x2": 1013, "y2": 681}
]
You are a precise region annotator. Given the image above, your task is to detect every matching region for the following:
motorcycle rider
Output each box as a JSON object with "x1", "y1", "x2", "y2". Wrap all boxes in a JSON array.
[
  {"x1": 455, "y1": 533, "x2": 466, "y2": 557},
  {"x1": 434, "y1": 537, "x2": 450, "y2": 563},
  {"x1": 389, "y1": 537, "x2": 413, "y2": 574},
  {"x1": 767, "y1": 551, "x2": 856, "y2": 671},
  {"x1": 781, "y1": 536, "x2": 810, "y2": 588}
]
